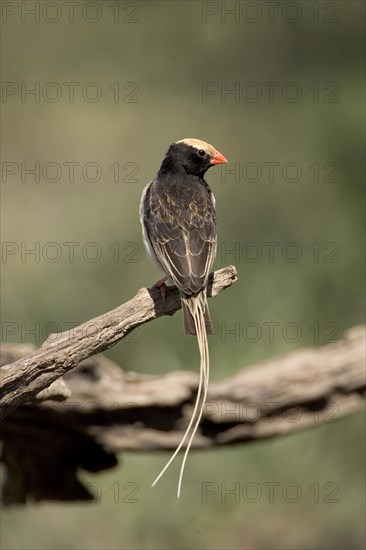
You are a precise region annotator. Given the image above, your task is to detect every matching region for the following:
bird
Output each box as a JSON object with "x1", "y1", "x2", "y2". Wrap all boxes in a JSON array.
[{"x1": 140, "y1": 138, "x2": 228, "y2": 497}]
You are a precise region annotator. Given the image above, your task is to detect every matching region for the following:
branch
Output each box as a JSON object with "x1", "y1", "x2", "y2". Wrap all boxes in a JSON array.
[
  {"x1": 0, "y1": 265, "x2": 238, "y2": 420},
  {"x1": 0, "y1": 325, "x2": 364, "y2": 504}
]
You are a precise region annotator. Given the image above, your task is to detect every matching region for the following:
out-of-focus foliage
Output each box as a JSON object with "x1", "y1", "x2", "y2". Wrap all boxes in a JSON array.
[{"x1": 1, "y1": 1, "x2": 364, "y2": 549}]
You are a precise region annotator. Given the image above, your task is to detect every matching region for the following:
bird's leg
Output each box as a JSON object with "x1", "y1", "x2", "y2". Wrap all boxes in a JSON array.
[{"x1": 153, "y1": 275, "x2": 169, "y2": 303}]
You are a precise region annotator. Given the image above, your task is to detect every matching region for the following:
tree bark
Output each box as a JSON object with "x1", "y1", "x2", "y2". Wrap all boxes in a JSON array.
[
  {"x1": 0, "y1": 324, "x2": 364, "y2": 504},
  {"x1": 0, "y1": 265, "x2": 238, "y2": 419}
]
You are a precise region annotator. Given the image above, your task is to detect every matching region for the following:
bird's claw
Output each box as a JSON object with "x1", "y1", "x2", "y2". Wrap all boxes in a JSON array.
[{"x1": 153, "y1": 276, "x2": 169, "y2": 303}]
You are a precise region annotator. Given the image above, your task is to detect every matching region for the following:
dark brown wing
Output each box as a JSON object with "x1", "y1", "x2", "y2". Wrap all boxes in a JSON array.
[{"x1": 143, "y1": 178, "x2": 216, "y2": 295}]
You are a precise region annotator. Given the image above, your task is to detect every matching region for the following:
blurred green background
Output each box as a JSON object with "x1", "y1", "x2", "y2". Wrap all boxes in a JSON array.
[{"x1": 1, "y1": 1, "x2": 365, "y2": 549}]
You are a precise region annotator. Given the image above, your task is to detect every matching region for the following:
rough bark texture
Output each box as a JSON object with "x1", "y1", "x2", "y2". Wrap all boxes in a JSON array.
[
  {"x1": 0, "y1": 324, "x2": 364, "y2": 505},
  {"x1": 0, "y1": 265, "x2": 238, "y2": 420}
]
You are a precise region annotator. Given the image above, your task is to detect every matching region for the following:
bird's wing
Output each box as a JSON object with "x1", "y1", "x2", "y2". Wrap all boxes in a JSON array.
[{"x1": 142, "y1": 181, "x2": 216, "y2": 295}]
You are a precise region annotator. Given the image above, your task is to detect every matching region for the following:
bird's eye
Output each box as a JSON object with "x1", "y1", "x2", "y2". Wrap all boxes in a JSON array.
[{"x1": 198, "y1": 149, "x2": 206, "y2": 157}]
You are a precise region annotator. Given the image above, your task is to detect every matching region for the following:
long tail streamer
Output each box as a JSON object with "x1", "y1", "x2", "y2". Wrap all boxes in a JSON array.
[{"x1": 151, "y1": 293, "x2": 209, "y2": 499}]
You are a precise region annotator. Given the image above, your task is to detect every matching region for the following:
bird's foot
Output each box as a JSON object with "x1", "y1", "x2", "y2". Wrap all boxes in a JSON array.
[{"x1": 153, "y1": 276, "x2": 169, "y2": 303}]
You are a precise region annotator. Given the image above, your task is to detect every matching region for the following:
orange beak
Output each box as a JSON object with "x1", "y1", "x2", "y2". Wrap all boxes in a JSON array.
[{"x1": 210, "y1": 150, "x2": 228, "y2": 165}]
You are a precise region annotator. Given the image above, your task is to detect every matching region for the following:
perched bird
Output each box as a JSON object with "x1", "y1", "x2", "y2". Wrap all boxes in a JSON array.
[{"x1": 140, "y1": 138, "x2": 228, "y2": 497}]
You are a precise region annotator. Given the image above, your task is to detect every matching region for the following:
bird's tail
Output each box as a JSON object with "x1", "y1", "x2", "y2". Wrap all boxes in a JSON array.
[
  {"x1": 151, "y1": 291, "x2": 210, "y2": 499},
  {"x1": 182, "y1": 293, "x2": 213, "y2": 336}
]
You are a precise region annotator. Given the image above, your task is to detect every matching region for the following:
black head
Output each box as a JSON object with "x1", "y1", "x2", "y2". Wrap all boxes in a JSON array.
[{"x1": 159, "y1": 138, "x2": 228, "y2": 178}]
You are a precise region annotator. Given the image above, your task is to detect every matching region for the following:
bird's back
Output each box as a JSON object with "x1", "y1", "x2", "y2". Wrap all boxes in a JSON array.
[{"x1": 143, "y1": 174, "x2": 217, "y2": 295}]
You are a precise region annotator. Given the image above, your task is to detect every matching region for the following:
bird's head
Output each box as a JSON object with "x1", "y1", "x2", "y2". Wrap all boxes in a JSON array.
[{"x1": 161, "y1": 138, "x2": 228, "y2": 177}]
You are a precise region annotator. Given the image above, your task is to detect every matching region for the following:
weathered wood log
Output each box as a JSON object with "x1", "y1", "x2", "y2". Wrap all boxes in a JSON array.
[
  {"x1": 0, "y1": 265, "x2": 238, "y2": 419},
  {"x1": 0, "y1": 325, "x2": 364, "y2": 504}
]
